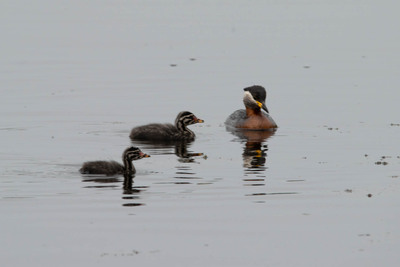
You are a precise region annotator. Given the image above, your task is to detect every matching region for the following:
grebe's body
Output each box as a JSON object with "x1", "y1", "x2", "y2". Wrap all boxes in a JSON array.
[
  {"x1": 225, "y1": 85, "x2": 277, "y2": 130},
  {"x1": 130, "y1": 111, "x2": 204, "y2": 142},
  {"x1": 79, "y1": 146, "x2": 150, "y2": 176},
  {"x1": 226, "y1": 108, "x2": 277, "y2": 129}
]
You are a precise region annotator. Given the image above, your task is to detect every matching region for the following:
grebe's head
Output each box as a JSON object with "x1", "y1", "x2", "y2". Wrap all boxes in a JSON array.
[
  {"x1": 175, "y1": 111, "x2": 204, "y2": 126},
  {"x1": 243, "y1": 85, "x2": 269, "y2": 113},
  {"x1": 123, "y1": 146, "x2": 150, "y2": 161}
]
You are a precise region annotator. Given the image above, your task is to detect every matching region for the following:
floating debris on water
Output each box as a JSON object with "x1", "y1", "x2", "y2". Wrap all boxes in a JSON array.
[
  {"x1": 373, "y1": 155, "x2": 400, "y2": 165},
  {"x1": 323, "y1": 125, "x2": 339, "y2": 131},
  {"x1": 358, "y1": 233, "x2": 371, "y2": 237}
]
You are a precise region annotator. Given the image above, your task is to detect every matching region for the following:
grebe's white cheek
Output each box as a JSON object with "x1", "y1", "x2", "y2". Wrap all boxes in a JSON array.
[
  {"x1": 243, "y1": 91, "x2": 251, "y2": 99},
  {"x1": 243, "y1": 91, "x2": 257, "y2": 106}
]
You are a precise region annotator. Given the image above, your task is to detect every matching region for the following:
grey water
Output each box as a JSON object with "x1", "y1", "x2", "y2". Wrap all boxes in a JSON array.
[{"x1": 1, "y1": 1, "x2": 400, "y2": 266}]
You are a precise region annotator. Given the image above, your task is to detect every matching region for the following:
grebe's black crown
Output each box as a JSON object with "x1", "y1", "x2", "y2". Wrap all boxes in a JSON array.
[{"x1": 244, "y1": 85, "x2": 266, "y2": 103}]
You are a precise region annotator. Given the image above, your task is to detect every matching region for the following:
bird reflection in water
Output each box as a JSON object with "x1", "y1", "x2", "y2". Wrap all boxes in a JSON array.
[
  {"x1": 131, "y1": 140, "x2": 203, "y2": 160},
  {"x1": 122, "y1": 172, "x2": 146, "y2": 207},
  {"x1": 227, "y1": 128, "x2": 276, "y2": 201},
  {"x1": 81, "y1": 175, "x2": 121, "y2": 189},
  {"x1": 174, "y1": 141, "x2": 204, "y2": 163},
  {"x1": 227, "y1": 128, "x2": 275, "y2": 171},
  {"x1": 132, "y1": 140, "x2": 204, "y2": 184},
  {"x1": 81, "y1": 173, "x2": 146, "y2": 207}
]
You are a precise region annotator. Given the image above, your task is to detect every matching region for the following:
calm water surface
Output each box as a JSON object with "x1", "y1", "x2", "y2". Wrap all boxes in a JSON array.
[{"x1": 1, "y1": 1, "x2": 400, "y2": 266}]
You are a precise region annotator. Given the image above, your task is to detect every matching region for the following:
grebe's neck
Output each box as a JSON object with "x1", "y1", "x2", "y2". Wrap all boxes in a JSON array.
[
  {"x1": 123, "y1": 157, "x2": 135, "y2": 173},
  {"x1": 176, "y1": 119, "x2": 195, "y2": 138},
  {"x1": 246, "y1": 107, "x2": 262, "y2": 117}
]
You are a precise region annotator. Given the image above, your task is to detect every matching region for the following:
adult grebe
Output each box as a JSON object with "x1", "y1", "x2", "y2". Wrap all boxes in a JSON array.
[
  {"x1": 79, "y1": 146, "x2": 150, "y2": 175},
  {"x1": 130, "y1": 111, "x2": 204, "y2": 142},
  {"x1": 225, "y1": 85, "x2": 277, "y2": 130}
]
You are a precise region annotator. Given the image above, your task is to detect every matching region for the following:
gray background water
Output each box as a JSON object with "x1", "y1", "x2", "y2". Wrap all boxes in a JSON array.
[{"x1": 1, "y1": 1, "x2": 399, "y2": 266}]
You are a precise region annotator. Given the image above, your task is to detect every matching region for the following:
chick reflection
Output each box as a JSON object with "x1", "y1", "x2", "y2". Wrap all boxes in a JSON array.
[
  {"x1": 131, "y1": 140, "x2": 204, "y2": 162},
  {"x1": 175, "y1": 141, "x2": 204, "y2": 163},
  {"x1": 132, "y1": 140, "x2": 204, "y2": 185},
  {"x1": 122, "y1": 173, "x2": 146, "y2": 207},
  {"x1": 81, "y1": 173, "x2": 146, "y2": 207},
  {"x1": 81, "y1": 175, "x2": 121, "y2": 189}
]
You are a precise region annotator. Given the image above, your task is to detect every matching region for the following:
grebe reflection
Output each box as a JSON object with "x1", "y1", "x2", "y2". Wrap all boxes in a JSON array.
[{"x1": 227, "y1": 128, "x2": 275, "y2": 170}]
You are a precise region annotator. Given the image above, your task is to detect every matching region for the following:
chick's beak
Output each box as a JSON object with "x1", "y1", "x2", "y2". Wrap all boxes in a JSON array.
[
  {"x1": 194, "y1": 116, "x2": 204, "y2": 123},
  {"x1": 140, "y1": 152, "x2": 150, "y2": 158}
]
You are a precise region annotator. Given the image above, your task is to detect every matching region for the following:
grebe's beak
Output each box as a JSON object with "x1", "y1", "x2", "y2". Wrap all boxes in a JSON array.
[
  {"x1": 194, "y1": 117, "x2": 204, "y2": 123},
  {"x1": 140, "y1": 152, "x2": 150, "y2": 158},
  {"x1": 258, "y1": 101, "x2": 269, "y2": 113}
]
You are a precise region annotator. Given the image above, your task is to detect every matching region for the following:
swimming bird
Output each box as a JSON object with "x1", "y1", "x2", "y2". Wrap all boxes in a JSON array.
[
  {"x1": 130, "y1": 111, "x2": 204, "y2": 142},
  {"x1": 225, "y1": 85, "x2": 277, "y2": 130},
  {"x1": 79, "y1": 146, "x2": 150, "y2": 175}
]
